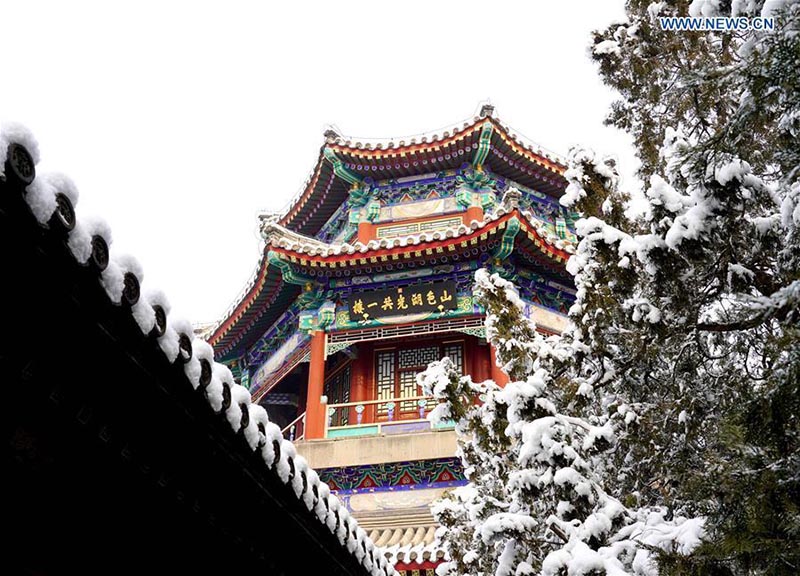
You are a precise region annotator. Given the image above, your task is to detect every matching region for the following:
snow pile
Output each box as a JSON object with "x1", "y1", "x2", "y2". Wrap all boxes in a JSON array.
[
  {"x1": 131, "y1": 289, "x2": 169, "y2": 336},
  {"x1": 593, "y1": 39, "x2": 621, "y2": 56},
  {"x1": 0, "y1": 121, "x2": 40, "y2": 178},
  {"x1": 100, "y1": 253, "x2": 143, "y2": 304},
  {"x1": 688, "y1": 0, "x2": 723, "y2": 17},
  {"x1": 68, "y1": 216, "x2": 113, "y2": 264},
  {"x1": 24, "y1": 171, "x2": 79, "y2": 225},
  {"x1": 562, "y1": 147, "x2": 620, "y2": 209}
]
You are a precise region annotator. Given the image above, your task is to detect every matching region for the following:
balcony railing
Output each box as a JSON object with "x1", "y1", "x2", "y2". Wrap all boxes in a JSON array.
[
  {"x1": 281, "y1": 411, "x2": 306, "y2": 441},
  {"x1": 324, "y1": 395, "x2": 453, "y2": 439}
]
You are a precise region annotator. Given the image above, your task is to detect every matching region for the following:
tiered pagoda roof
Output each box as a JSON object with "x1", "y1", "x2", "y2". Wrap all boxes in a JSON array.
[
  {"x1": 208, "y1": 110, "x2": 572, "y2": 361},
  {"x1": 210, "y1": 205, "x2": 574, "y2": 359},
  {"x1": 278, "y1": 109, "x2": 567, "y2": 237},
  {"x1": 209, "y1": 248, "x2": 301, "y2": 362}
]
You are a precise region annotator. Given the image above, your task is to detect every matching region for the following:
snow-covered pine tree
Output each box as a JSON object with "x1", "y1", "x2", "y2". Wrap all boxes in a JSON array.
[
  {"x1": 420, "y1": 269, "x2": 704, "y2": 576},
  {"x1": 585, "y1": 1, "x2": 799, "y2": 572},
  {"x1": 422, "y1": 1, "x2": 798, "y2": 574}
]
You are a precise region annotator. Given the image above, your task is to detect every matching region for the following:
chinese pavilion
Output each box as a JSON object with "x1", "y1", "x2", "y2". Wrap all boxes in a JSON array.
[{"x1": 208, "y1": 106, "x2": 577, "y2": 573}]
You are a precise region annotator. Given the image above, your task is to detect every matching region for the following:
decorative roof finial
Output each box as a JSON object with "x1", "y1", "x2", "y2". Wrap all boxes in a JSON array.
[
  {"x1": 258, "y1": 212, "x2": 281, "y2": 243},
  {"x1": 501, "y1": 187, "x2": 521, "y2": 210},
  {"x1": 323, "y1": 127, "x2": 341, "y2": 143},
  {"x1": 479, "y1": 103, "x2": 495, "y2": 118}
]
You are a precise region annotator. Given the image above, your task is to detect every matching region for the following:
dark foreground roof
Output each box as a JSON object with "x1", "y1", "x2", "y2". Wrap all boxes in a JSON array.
[{"x1": 1, "y1": 135, "x2": 387, "y2": 576}]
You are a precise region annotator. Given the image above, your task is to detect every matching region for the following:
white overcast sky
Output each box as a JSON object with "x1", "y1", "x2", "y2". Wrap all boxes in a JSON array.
[{"x1": 2, "y1": 0, "x2": 636, "y2": 324}]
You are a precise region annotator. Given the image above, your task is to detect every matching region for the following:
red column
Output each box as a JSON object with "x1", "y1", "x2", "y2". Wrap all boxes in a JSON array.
[
  {"x1": 467, "y1": 338, "x2": 477, "y2": 381},
  {"x1": 481, "y1": 345, "x2": 492, "y2": 383},
  {"x1": 348, "y1": 346, "x2": 368, "y2": 424},
  {"x1": 490, "y1": 344, "x2": 510, "y2": 388},
  {"x1": 305, "y1": 330, "x2": 327, "y2": 440},
  {"x1": 362, "y1": 343, "x2": 376, "y2": 424},
  {"x1": 471, "y1": 341, "x2": 491, "y2": 383}
]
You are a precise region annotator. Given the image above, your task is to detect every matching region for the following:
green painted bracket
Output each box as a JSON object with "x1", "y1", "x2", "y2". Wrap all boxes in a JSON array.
[
  {"x1": 481, "y1": 191, "x2": 497, "y2": 211},
  {"x1": 297, "y1": 300, "x2": 336, "y2": 332},
  {"x1": 296, "y1": 287, "x2": 327, "y2": 312},
  {"x1": 323, "y1": 148, "x2": 362, "y2": 186},
  {"x1": 491, "y1": 216, "x2": 520, "y2": 261},
  {"x1": 366, "y1": 200, "x2": 381, "y2": 222},
  {"x1": 318, "y1": 301, "x2": 336, "y2": 329},
  {"x1": 267, "y1": 251, "x2": 316, "y2": 287},
  {"x1": 456, "y1": 188, "x2": 473, "y2": 208},
  {"x1": 456, "y1": 166, "x2": 496, "y2": 192},
  {"x1": 348, "y1": 207, "x2": 362, "y2": 224},
  {"x1": 472, "y1": 121, "x2": 494, "y2": 169}
]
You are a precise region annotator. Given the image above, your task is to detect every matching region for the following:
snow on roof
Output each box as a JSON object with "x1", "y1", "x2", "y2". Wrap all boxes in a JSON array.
[
  {"x1": 274, "y1": 108, "x2": 567, "y2": 231},
  {"x1": 207, "y1": 189, "x2": 575, "y2": 353},
  {"x1": 0, "y1": 124, "x2": 395, "y2": 576},
  {"x1": 324, "y1": 106, "x2": 565, "y2": 167},
  {"x1": 262, "y1": 199, "x2": 576, "y2": 261},
  {"x1": 367, "y1": 526, "x2": 448, "y2": 566}
]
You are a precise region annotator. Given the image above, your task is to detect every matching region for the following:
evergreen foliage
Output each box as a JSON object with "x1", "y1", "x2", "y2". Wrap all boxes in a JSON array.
[{"x1": 421, "y1": 1, "x2": 799, "y2": 574}]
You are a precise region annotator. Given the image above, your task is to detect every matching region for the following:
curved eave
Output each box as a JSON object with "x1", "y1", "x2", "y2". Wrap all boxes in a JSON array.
[
  {"x1": 207, "y1": 254, "x2": 301, "y2": 360},
  {"x1": 278, "y1": 116, "x2": 568, "y2": 237},
  {"x1": 271, "y1": 210, "x2": 572, "y2": 269},
  {"x1": 329, "y1": 118, "x2": 566, "y2": 196},
  {"x1": 516, "y1": 216, "x2": 573, "y2": 265},
  {"x1": 278, "y1": 149, "x2": 349, "y2": 237},
  {"x1": 485, "y1": 123, "x2": 566, "y2": 195},
  {"x1": 328, "y1": 121, "x2": 484, "y2": 181}
]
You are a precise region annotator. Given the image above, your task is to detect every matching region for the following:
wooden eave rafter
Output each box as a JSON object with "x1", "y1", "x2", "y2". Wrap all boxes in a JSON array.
[{"x1": 207, "y1": 255, "x2": 299, "y2": 359}]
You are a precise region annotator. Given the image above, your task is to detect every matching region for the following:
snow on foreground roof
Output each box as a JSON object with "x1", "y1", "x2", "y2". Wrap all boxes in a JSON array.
[{"x1": 0, "y1": 123, "x2": 395, "y2": 576}]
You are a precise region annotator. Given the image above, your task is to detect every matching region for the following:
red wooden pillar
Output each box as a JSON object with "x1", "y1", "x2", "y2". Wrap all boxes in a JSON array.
[
  {"x1": 362, "y1": 343, "x2": 375, "y2": 424},
  {"x1": 349, "y1": 345, "x2": 369, "y2": 425},
  {"x1": 490, "y1": 344, "x2": 510, "y2": 388},
  {"x1": 305, "y1": 330, "x2": 327, "y2": 440},
  {"x1": 467, "y1": 338, "x2": 477, "y2": 380},
  {"x1": 482, "y1": 343, "x2": 492, "y2": 383},
  {"x1": 471, "y1": 340, "x2": 491, "y2": 383}
]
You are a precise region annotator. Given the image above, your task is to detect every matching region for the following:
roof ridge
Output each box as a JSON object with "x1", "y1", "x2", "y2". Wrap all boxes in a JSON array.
[
  {"x1": 325, "y1": 110, "x2": 565, "y2": 167},
  {"x1": 1, "y1": 125, "x2": 395, "y2": 576}
]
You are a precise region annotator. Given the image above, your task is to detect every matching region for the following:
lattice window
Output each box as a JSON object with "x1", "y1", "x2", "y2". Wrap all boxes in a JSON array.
[
  {"x1": 399, "y1": 346, "x2": 438, "y2": 412},
  {"x1": 398, "y1": 346, "x2": 439, "y2": 369},
  {"x1": 374, "y1": 341, "x2": 464, "y2": 419},
  {"x1": 443, "y1": 344, "x2": 464, "y2": 375},
  {"x1": 376, "y1": 351, "x2": 395, "y2": 415},
  {"x1": 325, "y1": 365, "x2": 351, "y2": 426},
  {"x1": 398, "y1": 371, "x2": 419, "y2": 411}
]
